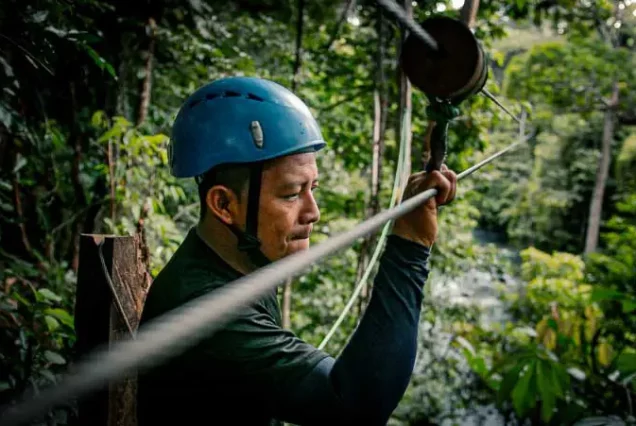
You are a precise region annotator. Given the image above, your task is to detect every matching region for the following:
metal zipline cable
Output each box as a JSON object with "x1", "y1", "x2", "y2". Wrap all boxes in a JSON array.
[
  {"x1": 0, "y1": 5, "x2": 534, "y2": 425},
  {"x1": 318, "y1": 1, "x2": 526, "y2": 351},
  {"x1": 375, "y1": 0, "x2": 439, "y2": 51},
  {"x1": 0, "y1": 125, "x2": 533, "y2": 426}
]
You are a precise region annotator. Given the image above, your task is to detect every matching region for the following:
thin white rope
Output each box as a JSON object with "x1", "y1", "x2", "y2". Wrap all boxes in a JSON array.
[
  {"x1": 318, "y1": 105, "x2": 411, "y2": 350},
  {"x1": 0, "y1": 126, "x2": 534, "y2": 426}
]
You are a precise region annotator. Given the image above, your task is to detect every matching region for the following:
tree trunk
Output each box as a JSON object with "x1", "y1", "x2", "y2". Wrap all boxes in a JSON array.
[
  {"x1": 116, "y1": 34, "x2": 133, "y2": 120},
  {"x1": 460, "y1": 0, "x2": 480, "y2": 29},
  {"x1": 136, "y1": 17, "x2": 157, "y2": 127},
  {"x1": 397, "y1": 0, "x2": 413, "y2": 178},
  {"x1": 584, "y1": 82, "x2": 619, "y2": 254},
  {"x1": 282, "y1": 0, "x2": 305, "y2": 330},
  {"x1": 357, "y1": 9, "x2": 387, "y2": 314}
]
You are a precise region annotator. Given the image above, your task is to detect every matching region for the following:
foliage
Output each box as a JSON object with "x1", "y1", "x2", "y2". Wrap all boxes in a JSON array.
[
  {"x1": 0, "y1": 258, "x2": 75, "y2": 420},
  {"x1": 0, "y1": 0, "x2": 636, "y2": 425},
  {"x1": 450, "y1": 248, "x2": 636, "y2": 425}
]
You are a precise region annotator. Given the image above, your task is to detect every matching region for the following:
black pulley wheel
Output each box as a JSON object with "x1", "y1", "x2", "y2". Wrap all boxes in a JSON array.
[{"x1": 400, "y1": 16, "x2": 488, "y2": 102}]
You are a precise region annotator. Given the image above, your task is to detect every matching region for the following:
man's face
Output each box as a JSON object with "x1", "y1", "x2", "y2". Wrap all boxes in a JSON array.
[{"x1": 240, "y1": 152, "x2": 320, "y2": 262}]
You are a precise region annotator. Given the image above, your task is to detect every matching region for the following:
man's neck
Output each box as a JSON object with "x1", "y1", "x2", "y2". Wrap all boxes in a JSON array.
[{"x1": 195, "y1": 219, "x2": 257, "y2": 275}]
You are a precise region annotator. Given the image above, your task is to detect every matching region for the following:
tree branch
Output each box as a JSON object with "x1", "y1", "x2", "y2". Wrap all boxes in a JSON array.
[
  {"x1": 12, "y1": 178, "x2": 33, "y2": 256},
  {"x1": 324, "y1": 0, "x2": 356, "y2": 51},
  {"x1": 291, "y1": 0, "x2": 305, "y2": 92}
]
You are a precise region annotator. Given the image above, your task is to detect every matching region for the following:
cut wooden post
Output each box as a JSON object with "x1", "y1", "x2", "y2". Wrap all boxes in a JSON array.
[{"x1": 74, "y1": 234, "x2": 150, "y2": 426}]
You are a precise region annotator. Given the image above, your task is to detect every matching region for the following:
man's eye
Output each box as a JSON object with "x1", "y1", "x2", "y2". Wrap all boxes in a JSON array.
[{"x1": 283, "y1": 193, "x2": 300, "y2": 201}]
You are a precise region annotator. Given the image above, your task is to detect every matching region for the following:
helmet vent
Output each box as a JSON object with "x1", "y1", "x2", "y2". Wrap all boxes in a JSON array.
[
  {"x1": 205, "y1": 93, "x2": 219, "y2": 100},
  {"x1": 223, "y1": 91, "x2": 241, "y2": 97},
  {"x1": 246, "y1": 93, "x2": 264, "y2": 102},
  {"x1": 188, "y1": 99, "x2": 203, "y2": 109}
]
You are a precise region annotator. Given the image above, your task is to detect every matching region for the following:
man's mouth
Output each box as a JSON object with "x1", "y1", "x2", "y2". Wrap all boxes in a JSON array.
[{"x1": 292, "y1": 230, "x2": 312, "y2": 240}]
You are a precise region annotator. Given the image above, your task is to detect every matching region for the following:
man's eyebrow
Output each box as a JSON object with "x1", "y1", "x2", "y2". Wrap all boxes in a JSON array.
[{"x1": 279, "y1": 178, "x2": 319, "y2": 190}]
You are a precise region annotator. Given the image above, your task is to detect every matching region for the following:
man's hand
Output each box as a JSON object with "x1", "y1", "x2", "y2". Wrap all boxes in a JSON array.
[{"x1": 391, "y1": 165, "x2": 457, "y2": 248}]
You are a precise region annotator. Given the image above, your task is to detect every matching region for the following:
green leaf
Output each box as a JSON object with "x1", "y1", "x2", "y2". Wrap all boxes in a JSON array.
[
  {"x1": 622, "y1": 300, "x2": 636, "y2": 313},
  {"x1": 91, "y1": 110, "x2": 108, "y2": 128},
  {"x1": 590, "y1": 287, "x2": 623, "y2": 302},
  {"x1": 550, "y1": 363, "x2": 567, "y2": 397},
  {"x1": 80, "y1": 43, "x2": 117, "y2": 80},
  {"x1": 497, "y1": 361, "x2": 525, "y2": 405},
  {"x1": 0, "y1": 179, "x2": 12, "y2": 191},
  {"x1": 44, "y1": 315, "x2": 59, "y2": 332},
  {"x1": 12, "y1": 292, "x2": 31, "y2": 307},
  {"x1": 512, "y1": 360, "x2": 537, "y2": 417},
  {"x1": 13, "y1": 155, "x2": 27, "y2": 173},
  {"x1": 43, "y1": 308, "x2": 74, "y2": 328},
  {"x1": 37, "y1": 289, "x2": 62, "y2": 302},
  {"x1": 0, "y1": 382, "x2": 11, "y2": 391},
  {"x1": 44, "y1": 350, "x2": 65, "y2": 365},
  {"x1": 536, "y1": 360, "x2": 555, "y2": 422},
  {"x1": 616, "y1": 352, "x2": 636, "y2": 375}
]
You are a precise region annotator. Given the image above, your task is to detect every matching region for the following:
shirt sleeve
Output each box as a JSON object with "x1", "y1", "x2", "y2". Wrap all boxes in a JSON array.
[{"x1": 190, "y1": 235, "x2": 431, "y2": 425}]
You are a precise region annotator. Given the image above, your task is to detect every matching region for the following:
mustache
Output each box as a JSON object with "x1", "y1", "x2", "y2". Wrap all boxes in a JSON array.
[{"x1": 290, "y1": 228, "x2": 312, "y2": 240}]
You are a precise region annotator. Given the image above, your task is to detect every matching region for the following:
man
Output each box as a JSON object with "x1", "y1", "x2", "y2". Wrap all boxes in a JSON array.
[{"x1": 137, "y1": 76, "x2": 457, "y2": 425}]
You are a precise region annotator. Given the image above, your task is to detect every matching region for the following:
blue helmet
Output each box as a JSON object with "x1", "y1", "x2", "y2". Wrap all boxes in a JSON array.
[
  {"x1": 169, "y1": 76, "x2": 326, "y2": 267},
  {"x1": 169, "y1": 76, "x2": 326, "y2": 178}
]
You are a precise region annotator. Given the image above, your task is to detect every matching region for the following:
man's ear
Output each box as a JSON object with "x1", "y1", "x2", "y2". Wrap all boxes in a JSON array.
[{"x1": 205, "y1": 186, "x2": 241, "y2": 225}]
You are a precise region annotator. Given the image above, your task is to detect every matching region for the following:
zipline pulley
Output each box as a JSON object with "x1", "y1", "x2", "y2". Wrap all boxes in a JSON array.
[{"x1": 399, "y1": 16, "x2": 488, "y2": 171}]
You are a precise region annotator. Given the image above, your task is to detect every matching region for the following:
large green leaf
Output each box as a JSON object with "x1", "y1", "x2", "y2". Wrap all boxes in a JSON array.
[
  {"x1": 511, "y1": 360, "x2": 537, "y2": 417},
  {"x1": 44, "y1": 308, "x2": 74, "y2": 328},
  {"x1": 44, "y1": 315, "x2": 59, "y2": 332},
  {"x1": 497, "y1": 361, "x2": 525, "y2": 405},
  {"x1": 37, "y1": 289, "x2": 62, "y2": 303},
  {"x1": 44, "y1": 350, "x2": 65, "y2": 365},
  {"x1": 536, "y1": 360, "x2": 555, "y2": 422}
]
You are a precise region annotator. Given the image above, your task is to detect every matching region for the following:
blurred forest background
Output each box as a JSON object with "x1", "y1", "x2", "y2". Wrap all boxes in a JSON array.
[{"x1": 0, "y1": 0, "x2": 635, "y2": 424}]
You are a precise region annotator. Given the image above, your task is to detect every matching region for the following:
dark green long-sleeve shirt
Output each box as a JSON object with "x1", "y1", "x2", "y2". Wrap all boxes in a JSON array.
[{"x1": 137, "y1": 227, "x2": 430, "y2": 425}]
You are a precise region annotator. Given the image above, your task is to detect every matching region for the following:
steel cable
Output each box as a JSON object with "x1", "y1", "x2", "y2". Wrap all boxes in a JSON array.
[
  {"x1": 0, "y1": 5, "x2": 536, "y2": 424},
  {"x1": 0, "y1": 123, "x2": 532, "y2": 426},
  {"x1": 376, "y1": 0, "x2": 439, "y2": 51}
]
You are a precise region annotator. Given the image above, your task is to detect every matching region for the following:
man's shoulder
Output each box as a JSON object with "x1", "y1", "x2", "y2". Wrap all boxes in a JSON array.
[{"x1": 141, "y1": 228, "x2": 238, "y2": 323}]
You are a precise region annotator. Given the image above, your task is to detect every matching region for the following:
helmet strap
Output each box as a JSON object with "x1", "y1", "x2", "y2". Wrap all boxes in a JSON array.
[{"x1": 225, "y1": 162, "x2": 271, "y2": 268}]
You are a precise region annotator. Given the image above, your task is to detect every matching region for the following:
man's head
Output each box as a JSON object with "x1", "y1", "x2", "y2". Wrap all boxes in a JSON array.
[
  {"x1": 168, "y1": 76, "x2": 326, "y2": 266},
  {"x1": 199, "y1": 152, "x2": 320, "y2": 261}
]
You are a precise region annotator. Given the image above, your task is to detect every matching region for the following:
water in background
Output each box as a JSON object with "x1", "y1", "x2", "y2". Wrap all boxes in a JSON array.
[{"x1": 411, "y1": 228, "x2": 523, "y2": 426}]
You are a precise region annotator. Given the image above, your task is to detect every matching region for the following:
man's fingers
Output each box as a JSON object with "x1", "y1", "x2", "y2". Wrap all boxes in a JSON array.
[
  {"x1": 404, "y1": 166, "x2": 457, "y2": 205},
  {"x1": 422, "y1": 170, "x2": 451, "y2": 205},
  {"x1": 442, "y1": 169, "x2": 457, "y2": 204}
]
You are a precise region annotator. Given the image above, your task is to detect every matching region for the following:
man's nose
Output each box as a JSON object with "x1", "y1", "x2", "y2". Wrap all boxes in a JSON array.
[{"x1": 301, "y1": 192, "x2": 320, "y2": 224}]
